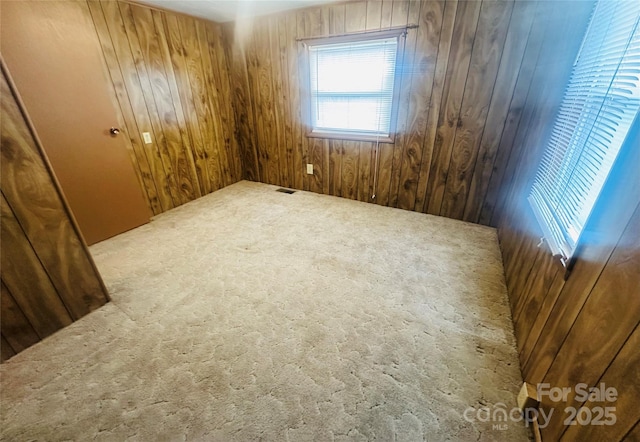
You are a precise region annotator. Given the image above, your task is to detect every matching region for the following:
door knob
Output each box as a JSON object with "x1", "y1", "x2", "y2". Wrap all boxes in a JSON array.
[{"x1": 109, "y1": 127, "x2": 120, "y2": 136}]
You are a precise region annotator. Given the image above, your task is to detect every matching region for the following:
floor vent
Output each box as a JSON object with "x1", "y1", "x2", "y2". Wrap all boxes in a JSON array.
[{"x1": 276, "y1": 188, "x2": 296, "y2": 194}]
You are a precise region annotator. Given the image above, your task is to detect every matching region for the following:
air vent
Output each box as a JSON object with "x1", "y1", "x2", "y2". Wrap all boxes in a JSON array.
[{"x1": 276, "y1": 188, "x2": 296, "y2": 194}]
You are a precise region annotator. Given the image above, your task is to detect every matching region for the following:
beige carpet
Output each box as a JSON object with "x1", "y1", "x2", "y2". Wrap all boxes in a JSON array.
[{"x1": 1, "y1": 181, "x2": 530, "y2": 441}]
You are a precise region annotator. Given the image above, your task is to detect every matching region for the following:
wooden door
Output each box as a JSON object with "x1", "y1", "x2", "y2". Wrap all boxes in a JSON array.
[{"x1": 0, "y1": 1, "x2": 151, "y2": 245}]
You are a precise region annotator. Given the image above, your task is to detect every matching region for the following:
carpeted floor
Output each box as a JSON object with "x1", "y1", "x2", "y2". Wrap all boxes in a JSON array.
[{"x1": 0, "y1": 181, "x2": 530, "y2": 441}]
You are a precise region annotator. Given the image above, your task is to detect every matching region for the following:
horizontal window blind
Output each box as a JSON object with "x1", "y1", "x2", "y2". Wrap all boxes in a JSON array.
[
  {"x1": 529, "y1": 0, "x2": 640, "y2": 263},
  {"x1": 308, "y1": 37, "x2": 398, "y2": 136}
]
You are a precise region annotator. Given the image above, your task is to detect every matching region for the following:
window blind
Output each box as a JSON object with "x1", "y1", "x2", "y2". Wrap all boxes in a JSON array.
[
  {"x1": 528, "y1": 0, "x2": 640, "y2": 264},
  {"x1": 308, "y1": 37, "x2": 398, "y2": 137}
]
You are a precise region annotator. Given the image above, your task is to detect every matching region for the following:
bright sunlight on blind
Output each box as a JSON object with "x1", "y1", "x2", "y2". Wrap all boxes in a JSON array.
[
  {"x1": 308, "y1": 36, "x2": 399, "y2": 138},
  {"x1": 529, "y1": 0, "x2": 640, "y2": 264}
]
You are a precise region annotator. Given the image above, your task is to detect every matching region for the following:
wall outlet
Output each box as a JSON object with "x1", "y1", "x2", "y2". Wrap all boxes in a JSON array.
[
  {"x1": 142, "y1": 132, "x2": 152, "y2": 144},
  {"x1": 306, "y1": 163, "x2": 314, "y2": 175}
]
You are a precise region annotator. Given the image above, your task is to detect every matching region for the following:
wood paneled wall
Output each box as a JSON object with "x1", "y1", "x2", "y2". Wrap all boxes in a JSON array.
[
  {"x1": 494, "y1": 1, "x2": 640, "y2": 439},
  {"x1": 223, "y1": 0, "x2": 583, "y2": 225},
  {"x1": 88, "y1": 1, "x2": 242, "y2": 215},
  {"x1": 227, "y1": 1, "x2": 640, "y2": 439},
  {"x1": 1, "y1": 64, "x2": 110, "y2": 362}
]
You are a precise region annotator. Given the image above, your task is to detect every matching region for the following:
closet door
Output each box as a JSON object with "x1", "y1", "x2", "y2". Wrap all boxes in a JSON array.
[{"x1": 1, "y1": 0, "x2": 150, "y2": 245}]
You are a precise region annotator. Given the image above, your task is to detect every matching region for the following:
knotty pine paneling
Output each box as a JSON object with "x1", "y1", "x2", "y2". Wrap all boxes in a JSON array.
[
  {"x1": 493, "y1": 0, "x2": 640, "y2": 439},
  {"x1": 0, "y1": 64, "x2": 109, "y2": 362},
  {"x1": 88, "y1": 1, "x2": 242, "y2": 215},
  {"x1": 224, "y1": 0, "x2": 577, "y2": 225}
]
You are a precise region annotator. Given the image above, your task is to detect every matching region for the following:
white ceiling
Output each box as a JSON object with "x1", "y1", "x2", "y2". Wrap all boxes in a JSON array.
[{"x1": 138, "y1": 0, "x2": 338, "y2": 23}]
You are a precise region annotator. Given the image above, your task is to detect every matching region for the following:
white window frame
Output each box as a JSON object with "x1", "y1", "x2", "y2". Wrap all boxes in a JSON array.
[{"x1": 300, "y1": 29, "x2": 406, "y2": 143}]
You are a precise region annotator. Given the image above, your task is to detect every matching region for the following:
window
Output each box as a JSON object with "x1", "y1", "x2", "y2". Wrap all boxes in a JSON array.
[
  {"x1": 528, "y1": 0, "x2": 640, "y2": 266},
  {"x1": 302, "y1": 30, "x2": 405, "y2": 142}
]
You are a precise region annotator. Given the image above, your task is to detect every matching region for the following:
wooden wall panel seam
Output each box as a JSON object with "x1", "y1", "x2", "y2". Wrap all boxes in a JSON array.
[
  {"x1": 151, "y1": 10, "x2": 203, "y2": 198},
  {"x1": 1, "y1": 279, "x2": 44, "y2": 341},
  {"x1": 128, "y1": 3, "x2": 199, "y2": 204},
  {"x1": 1, "y1": 279, "x2": 41, "y2": 350},
  {"x1": 1, "y1": 335, "x2": 17, "y2": 362},
  {"x1": 519, "y1": 269, "x2": 564, "y2": 368},
  {"x1": 439, "y1": 0, "x2": 514, "y2": 219},
  {"x1": 462, "y1": 0, "x2": 536, "y2": 223},
  {"x1": 481, "y1": 0, "x2": 553, "y2": 227},
  {"x1": 162, "y1": 12, "x2": 210, "y2": 195},
  {"x1": 209, "y1": 23, "x2": 243, "y2": 185},
  {"x1": 199, "y1": 21, "x2": 228, "y2": 187},
  {"x1": 87, "y1": 1, "x2": 161, "y2": 216},
  {"x1": 0, "y1": 191, "x2": 75, "y2": 337},
  {"x1": 493, "y1": 2, "x2": 640, "y2": 439},
  {"x1": 534, "y1": 202, "x2": 638, "y2": 381},
  {"x1": 276, "y1": 16, "x2": 294, "y2": 189},
  {"x1": 225, "y1": 0, "x2": 585, "y2": 228},
  {"x1": 386, "y1": 0, "x2": 415, "y2": 208},
  {"x1": 389, "y1": 0, "x2": 423, "y2": 210},
  {"x1": 220, "y1": 25, "x2": 250, "y2": 180},
  {"x1": 193, "y1": 17, "x2": 228, "y2": 189},
  {"x1": 619, "y1": 418, "x2": 640, "y2": 442},
  {"x1": 494, "y1": 0, "x2": 587, "y2": 231},
  {"x1": 558, "y1": 320, "x2": 640, "y2": 441},
  {"x1": 1, "y1": 191, "x2": 77, "y2": 320},
  {"x1": 93, "y1": 0, "x2": 175, "y2": 213},
  {"x1": 116, "y1": 1, "x2": 181, "y2": 209},
  {"x1": 415, "y1": 0, "x2": 459, "y2": 213},
  {"x1": 0, "y1": 57, "x2": 111, "y2": 304},
  {"x1": 396, "y1": 1, "x2": 445, "y2": 211},
  {"x1": 520, "y1": 72, "x2": 635, "y2": 387},
  {"x1": 424, "y1": 0, "x2": 482, "y2": 216},
  {"x1": 432, "y1": 0, "x2": 482, "y2": 217},
  {"x1": 88, "y1": 0, "x2": 239, "y2": 214}
]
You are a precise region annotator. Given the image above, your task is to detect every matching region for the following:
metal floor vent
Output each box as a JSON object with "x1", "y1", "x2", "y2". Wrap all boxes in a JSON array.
[{"x1": 276, "y1": 188, "x2": 296, "y2": 194}]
